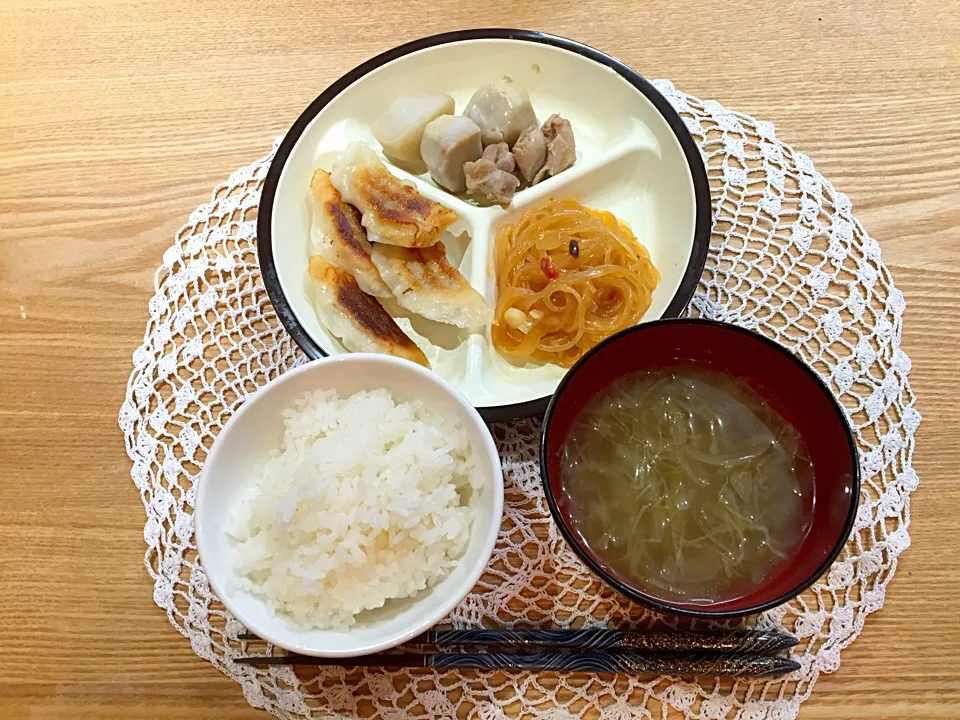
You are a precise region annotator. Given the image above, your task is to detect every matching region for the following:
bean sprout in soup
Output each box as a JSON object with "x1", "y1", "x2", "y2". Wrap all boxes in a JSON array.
[{"x1": 560, "y1": 367, "x2": 814, "y2": 605}]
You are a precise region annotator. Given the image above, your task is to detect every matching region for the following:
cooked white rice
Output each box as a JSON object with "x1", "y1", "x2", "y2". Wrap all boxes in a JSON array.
[{"x1": 225, "y1": 388, "x2": 479, "y2": 630}]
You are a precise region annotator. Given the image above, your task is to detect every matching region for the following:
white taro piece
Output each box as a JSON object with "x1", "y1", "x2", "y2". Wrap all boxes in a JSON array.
[
  {"x1": 420, "y1": 115, "x2": 483, "y2": 192},
  {"x1": 463, "y1": 80, "x2": 538, "y2": 147},
  {"x1": 372, "y1": 93, "x2": 456, "y2": 163}
]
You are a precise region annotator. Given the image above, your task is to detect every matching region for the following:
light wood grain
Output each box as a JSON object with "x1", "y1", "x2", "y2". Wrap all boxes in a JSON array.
[{"x1": 2, "y1": 1, "x2": 959, "y2": 718}]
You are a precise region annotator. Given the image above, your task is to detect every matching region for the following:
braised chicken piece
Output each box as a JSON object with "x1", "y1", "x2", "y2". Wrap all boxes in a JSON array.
[
  {"x1": 533, "y1": 114, "x2": 576, "y2": 184},
  {"x1": 464, "y1": 143, "x2": 520, "y2": 205}
]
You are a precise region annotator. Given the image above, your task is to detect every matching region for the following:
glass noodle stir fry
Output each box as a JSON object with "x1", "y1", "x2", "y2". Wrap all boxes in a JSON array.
[
  {"x1": 493, "y1": 199, "x2": 660, "y2": 367},
  {"x1": 560, "y1": 367, "x2": 814, "y2": 604}
]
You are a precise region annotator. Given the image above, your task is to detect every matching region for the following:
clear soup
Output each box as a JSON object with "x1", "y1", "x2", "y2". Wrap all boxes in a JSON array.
[{"x1": 560, "y1": 367, "x2": 815, "y2": 605}]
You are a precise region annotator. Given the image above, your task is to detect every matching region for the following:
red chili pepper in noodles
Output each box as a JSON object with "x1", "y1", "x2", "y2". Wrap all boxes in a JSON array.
[{"x1": 541, "y1": 256, "x2": 559, "y2": 280}]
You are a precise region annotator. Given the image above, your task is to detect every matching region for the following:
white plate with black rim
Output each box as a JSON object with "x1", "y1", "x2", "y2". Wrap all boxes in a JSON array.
[{"x1": 257, "y1": 29, "x2": 711, "y2": 422}]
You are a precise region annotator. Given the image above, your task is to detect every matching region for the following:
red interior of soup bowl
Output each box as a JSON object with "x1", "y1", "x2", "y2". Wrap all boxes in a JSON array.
[{"x1": 540, "y1": 319, "x2": 860, "y2": 617}]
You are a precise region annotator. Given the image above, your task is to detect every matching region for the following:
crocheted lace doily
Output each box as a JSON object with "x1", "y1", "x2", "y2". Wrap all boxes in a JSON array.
[{"x1": 119, "y1": 80, "x2": 920, "y2": 720}]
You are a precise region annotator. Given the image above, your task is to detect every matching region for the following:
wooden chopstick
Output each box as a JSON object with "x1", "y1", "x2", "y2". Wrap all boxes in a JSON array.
[
  {"x1": 236, "y1": 627, "x2": 797, "y2": 654},
  {"x1": 233, "y1": 648, "x2": 799, "y2": 677},
  {"x1": 233, "y1": 627, "x2": 800, "y2": 678}
]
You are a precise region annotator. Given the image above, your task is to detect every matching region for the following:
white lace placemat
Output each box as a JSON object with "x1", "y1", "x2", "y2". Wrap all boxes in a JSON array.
[{"x1": 119, "y1": 80, "x2": 920, "y2": 720}]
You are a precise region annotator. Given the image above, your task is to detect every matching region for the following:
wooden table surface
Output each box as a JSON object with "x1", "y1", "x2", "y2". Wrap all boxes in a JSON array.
[{"x1": 3, "y1": 1, "x2": 959, "y2": 718}]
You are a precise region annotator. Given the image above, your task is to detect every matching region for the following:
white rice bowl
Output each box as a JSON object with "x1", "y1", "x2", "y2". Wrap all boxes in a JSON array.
[{"x1": 225, "y1": 387, "x2": 480, "y2": 630}]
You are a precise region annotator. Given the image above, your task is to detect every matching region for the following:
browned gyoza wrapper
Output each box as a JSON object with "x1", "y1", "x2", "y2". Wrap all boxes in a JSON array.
[
  {"x1": 331, "y1": 142, "x2": 458, "y2": 248},
  {"x1": 308, "y1": 256, "x2": 429, "y2": 367}
]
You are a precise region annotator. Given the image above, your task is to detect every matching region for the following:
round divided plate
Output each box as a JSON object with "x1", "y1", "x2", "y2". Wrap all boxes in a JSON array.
[{"x1": 258, "y1": 29, "x2": 711, "y2": 421}]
